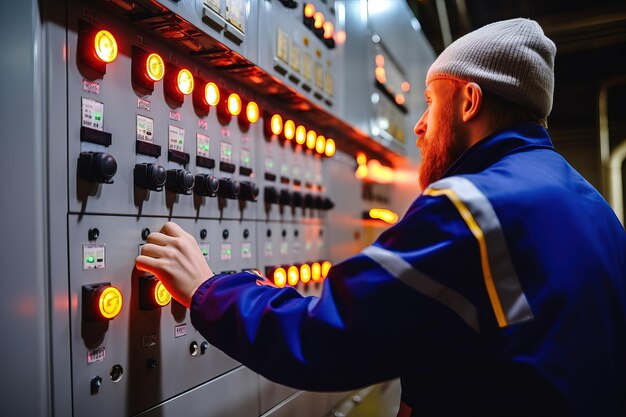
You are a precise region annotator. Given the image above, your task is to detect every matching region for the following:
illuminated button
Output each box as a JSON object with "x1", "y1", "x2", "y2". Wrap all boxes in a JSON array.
[
  {"x1": 323, "y1": 21, "x2": 334, "y2": 39},
  {"x1": 295, "y1": 125, "x2": 307, "y2": 145},
  {"x1": 315, "y1": 135, "x2": 326, "y2": 154},
  {"x1": 94, "y1": 30, "x2": 118, "y2": 63},
  {"x1": 227, "y1": 93, "x2": 242, "y2": 116},
  {"x1": 313, "y1": 11, "x2": 324, "y2": 29},
  {"x1": 177, "y1": 69, "x2": 194, "y2": 95},
  {"x1": 401, "y1": 81, "x2": 411, "y2": 92},
  {"x1": 287, "y1": 265, "x2": 299, "y2": 286},
  {"x1": 284, "y1": 120, "x2": 295, "y2": 140},
  {"x1": 304, "y1": 3, "x2": 315, "y2": 18},
  {"x1": 270, "y1": 114, "x2": 283, "y2": 135},
  {"x1": 99, "y1": 286, "x2": 123, "y2": 319},
  {"x1": 324, "y1": 138, "x2": 336, "y2": 157},
  {"x1": 205, "y1": 82, "x2": 220, "y2": 106},
  {"x1": 306, "y1": 130, "x2": 317, "y2": 150},
  {"x1": 273, "y1": 267, "x2": 287, "y2": 288},
  {"x1": 154, "y1": 281, "x2": 171, "y2": 307},
  {"x1": 311, "y1": 262, "x2": 321, "y2": 282},
  {"x1": 86, "y1": 256, "x2": 95, "y2": 264},
  {"x1": 300, "y1": 263, "x2": 311, "y2": 284},
  {"x1": 246, "y1": 101, "x2": 260, "y2": 123},
  {"x1": 356, "y1": 152, "x2": 367, "y2": 166},
  {"x1": 140, "y1": 276, "x2": 172, "y2": 310},
  {"x1": 321, "y1": 260, "x2": 332, "y2": 279},
  {"x1": 146, "y1": 53, "x2": 164, "y2": 81}
]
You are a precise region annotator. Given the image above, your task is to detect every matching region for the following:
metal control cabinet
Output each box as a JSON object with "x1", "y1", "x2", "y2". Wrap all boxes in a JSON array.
[{"x1": 1, "y1": 0, "x2": 432, "y2": 415}]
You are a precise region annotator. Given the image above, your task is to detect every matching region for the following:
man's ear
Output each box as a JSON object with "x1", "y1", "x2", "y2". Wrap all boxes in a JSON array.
[{"x1": 462, "y1": 82, "x2": 483, "y2": 122}]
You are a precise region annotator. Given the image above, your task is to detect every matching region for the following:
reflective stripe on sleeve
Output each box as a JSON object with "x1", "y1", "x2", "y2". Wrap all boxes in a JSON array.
[
  {"x1": 426, "y1": 176, "x2": 533, "y2": 327},
  {"x1": 362, "y1": 245, "x2": 480, "y2": 333}
]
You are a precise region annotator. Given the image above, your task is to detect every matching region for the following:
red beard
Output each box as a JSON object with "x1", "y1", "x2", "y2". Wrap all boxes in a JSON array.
[{"x1": 417, "y1": 106, "x2": 468, "y2": 190}]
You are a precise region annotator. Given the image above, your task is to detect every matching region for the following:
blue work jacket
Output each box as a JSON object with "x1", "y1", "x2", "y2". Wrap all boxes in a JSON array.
[{"x1": 191, "y1": 123, "x2": 626, "y2": 416}]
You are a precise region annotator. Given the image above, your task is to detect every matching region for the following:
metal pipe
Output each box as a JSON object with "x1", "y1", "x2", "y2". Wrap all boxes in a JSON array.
[{"x1": 435, "y1": 0, "x2": 453, "y2": 47}]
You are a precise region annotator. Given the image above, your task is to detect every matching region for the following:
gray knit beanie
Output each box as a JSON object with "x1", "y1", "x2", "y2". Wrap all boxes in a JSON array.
[{"x1": 426, "y1": 18, "x2": 556, "y2": 118}]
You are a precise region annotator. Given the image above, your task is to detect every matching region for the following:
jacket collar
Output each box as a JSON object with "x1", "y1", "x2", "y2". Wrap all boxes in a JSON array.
[{"x1": 443, "y1": 122, "x2": 555, "y2": 178}]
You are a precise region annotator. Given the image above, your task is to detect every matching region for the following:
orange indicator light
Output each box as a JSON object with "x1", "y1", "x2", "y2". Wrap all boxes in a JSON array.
[
  {"x1": 355, "y1": 164, "x2": 368, "y2": 180},
  {"x1": 311, "y1": 262, "x2": 322, "y2": 282},
  {"x1": 304, "y1": 3, "x2": 316, "y2": 18},
  {"x1": 315, "y1": 135, "x2": 326, "y2": 154},
  {"x1": 324, "y1": 138, "x2": 336, "y2": 157},
  {"x1": 306, "y1": 130, "x2": 317, "y2": 150},
  {"x1": 295, "y1": 125, "x2": 307, "y2": 145},
  {"x1": 368, "y1": 208, "x2": 399, "y2": 225},
  {"x1": 205, "y1": 82, "x2": 220, "y2": 106},
  {"x1": 154, "y1": 281, "x2": 172, "y2": 307},
  {"x1": 375, "y1": 54, "x2": 385, "y2": 67},
  {"x1": 313, "y1": 11, "x2": 324, "y2": 29},
  {"x1": 395, "y1": 94, "x2": 405, "y2": 105},
  {"x1": 284, "y1": 120, "x2": 296, "y2": 140},
  {"x1": 401, "y1": 81, "x2": 411, "y2": 92},
  {"x1": 321, "y1": 261, "x2": 332, "y2": 279},
  {"x1": 273, "y1": 267, "x2": 287, "y2": 288},
  {"x1": 323, "y1": 21, "x2": 334, "y2": 39},
  {"x1": 300, "y1": 264, "x2": 311, "y2": 284},
  {"x1": 246, "y1": 101, "x2": 260, "y2": 123},
  {"x1": 356, "y1": 152, "x2": 367, "y2": 166},
  {"x1": 227, "y1": 93, "x2": 242, "y2": 115},
  {"x1": 98, "y1": 286, "x2": 122, "y2": 319},
  {"x1": 176, "y1": 69, "x2": 194, "y2": 95},
  {"x1": 271, "y1": 114, "x2": 283, "y2": 135},
  {"x1": 145, "y1": 53, "x2": 164, "y2": 81},
  {"x1": 94, "y1": 29, "x2": 118, "y2": 63},
  {"x1": 287, "y1": 265, "x2": 299, "y2": 286},
  {"x1": 375, "y1": 67, "x2": 386, "y2": 84}
]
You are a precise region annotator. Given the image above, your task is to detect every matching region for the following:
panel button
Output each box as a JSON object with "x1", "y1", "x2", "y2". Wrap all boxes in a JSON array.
[
  {"x1": 194, "y1": 173, "x2": 219, "y2": 197},
  {"x1": 78, "y1": 152, "x2": 117, "y2": 184},
  {"x1": 134, "y1": 163, "x2": 166, "y2": 191},
  {"x1": 217, "y1": 178, "x2": 240, "y2": 199},
  {"x1": 166, "y1": 169, "x2": 194, "y2": 195}
]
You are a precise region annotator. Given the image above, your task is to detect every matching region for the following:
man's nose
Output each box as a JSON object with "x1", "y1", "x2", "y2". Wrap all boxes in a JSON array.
[{"x1": 414, "y1": 113, "x2": 427, "y2": 140}]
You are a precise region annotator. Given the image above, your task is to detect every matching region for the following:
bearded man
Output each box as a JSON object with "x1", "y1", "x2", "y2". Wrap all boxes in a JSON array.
[{"x1": 137, "y1": 18, "x2": 626, "y2": 417}]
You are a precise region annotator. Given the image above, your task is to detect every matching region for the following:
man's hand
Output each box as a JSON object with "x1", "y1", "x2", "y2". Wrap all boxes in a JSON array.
[{"x1": 136, "y1": 222, "x2": 213, "y2": 308}]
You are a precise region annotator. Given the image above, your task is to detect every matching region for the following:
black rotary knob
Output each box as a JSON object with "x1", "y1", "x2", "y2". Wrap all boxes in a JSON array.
[
  {"x1": 304, "y1": 193, "x2": 314, "y2": 208},
  {"x1": 194, "y1": 174, "x2": 219, "y2": 197},
  {"x1": 239, "y1": 181, "x2": 259, "y2": 202},
  {"x1": 134, "y1": 163, "x2": 166, "y2": 191},
  {"x1": 78, "y1": 152, "x2": 117, "y2": 184},
  {"x1": 217, "y1": 178, "x2": 240, "y2": 199},
  {"x1": 291, "y1": 191, "x2": 303, "y2": 208},
  {"x1": 264, "y1": 186, "x2": 279, "y2": 204},
  {"x1": 279, "y1": 189, "x2": 292, "y2": 206},
  {"x1": 166, "y1": 169, "x2": 194, "y2": 195}
]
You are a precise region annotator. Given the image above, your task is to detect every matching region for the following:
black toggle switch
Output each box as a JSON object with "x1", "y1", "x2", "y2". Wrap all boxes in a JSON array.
[
  {"x1": 279, "y1": 189, "x2": 292, "y2": 206},
  {"x1": 134, "y1": 163, "x2": 166, "y2": 191},
  {"x1": 264, "y1": 186, "x2": 279, "y2": 204},
  {"x1": 194, "y1": 173, "x2": 219, "y2": 197},
  {"x1": 166, "y1": 169, "x2": 194, "y2": 195},
  {"x1": 239, "y1": 181, "x2": 259, "y2": 202},
  {"x1": 304, "y1": 193, "x2": 314, "y2": 208},
  {"x1": 291, "y1": 191, "x2": 303, "y2": 208},
  {"x1": 78, "y1": 152, "x2": 117, "y2": 184},
  {"x1": 217, "y1": 178, "x2": 240, "y2": 199}
]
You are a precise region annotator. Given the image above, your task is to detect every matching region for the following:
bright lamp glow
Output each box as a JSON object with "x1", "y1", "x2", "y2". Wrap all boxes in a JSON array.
[
  {"x1": 284, "y1": 120, "x2": 295, "y2": 140},
  {"x1": 306, "y1": 130, "x2": 317, "y2": 149},
  {"x1": 287, "y1": 266, "x2": 299, "y2": 286},
  {"x1": 94, "y1": 29, "x2": 118, "y2": 63},
  {"x1": 273, "y1": 267, "x2": 287, "y2": 288},
  {"x1": 98, "y1": 286, "x2": 122, "y2": 319},
  {"x1": 176, "y1": 69, "x2": 194, "y2": 95},
  {"x1": 146, "y1": 53, "x2": 164, "y2": 81},
  {"x1": 304, "y1": 3, "x2": 315, "y2": 18},
  {"x1": 321, "y1": 261, "x2": 332, "y2": 279},
  {"x1": 368, "y1": 208, "x2": 399, "y2": 225},
  {"x1": 300, "y1": 264, "x2": 311, "y2": 284},
  {"x1": 271, "y1": 114, "x2": 283, "y2": 135},
  {"x1": 227, "y1": 93, "x2": 242, "y2": 115},
  {"x1": 204, "y1": 82, "x2": 220, "y2": 106},
  {"x1": 311, "y1": 262, "x2": 322, "y2": 282},
  {"x1": 246, "y1": 101, "x2": 259, "y2": 123},
  {"x1": 315, "y1": 135, "x2": 326, "y2": 154},
  {"x1": 295, "y1": 125, "x2": 307, "y2": 145},
  {"x1": 324, "y1": 138, "x2": 336, "y2": 157},
  {"x1": 154, "y1": 281, "x2": 172, "y2": 307}
]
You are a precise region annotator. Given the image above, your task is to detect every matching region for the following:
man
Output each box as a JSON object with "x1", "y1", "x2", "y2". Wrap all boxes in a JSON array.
[{"x1": 136, "y1": 19, "x2": 626, "y2": 417}]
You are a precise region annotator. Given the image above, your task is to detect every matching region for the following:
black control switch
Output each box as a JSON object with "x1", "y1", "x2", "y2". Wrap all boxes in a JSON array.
[
  {"x1": 279, "y1": 189, "x2": 292, "y2": 206},
  {"x1": 239, "y1": 181, "x2": 259, "y2": 202},
  {"x1": 291, "y1": 191, "x2": 303, "y2": 208},
  {"x1": 322, "y1": 196, "x2": 335, "y2": 211},
  {"x1": 217, "y1": 178, "x2": 240, "y2": 199},
  {"x1": 194, "y1": 174, "x2": 219, "y2": 197},
  {"x1": 134, "y1": 163, "x2": 166, "y2": 191},
  {"x1": 78, "y1": 152, "x2": 117, "y2": 184},
  {"x1": 264, "y1": 186, "x2": 279, "y2": 204},
  {"x1": 165, "y1": 169, "x2": 194, "y2": 195},
  {"x1": 304, "y1": 193, "x2": 314, "y2": 208}
]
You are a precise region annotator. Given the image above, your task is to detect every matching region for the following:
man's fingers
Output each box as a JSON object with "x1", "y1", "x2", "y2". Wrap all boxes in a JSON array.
[
  {"x1": 140, "y1": 242, "x2": 167, "y2": 258},
  {"x1": 161, "y1": 221, "x2": 185, "y2": 237},
  {"x1": 135, "y1": 254, "x2": 160, "y2": 274},
  {"x1": 146, "y1": 231, "x2": 174, "y2": 246}
]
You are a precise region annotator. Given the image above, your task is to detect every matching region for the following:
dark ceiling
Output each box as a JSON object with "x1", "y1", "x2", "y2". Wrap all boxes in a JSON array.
[{"x1": 406, "y1": 0, "x2": 626, "y2": 190}]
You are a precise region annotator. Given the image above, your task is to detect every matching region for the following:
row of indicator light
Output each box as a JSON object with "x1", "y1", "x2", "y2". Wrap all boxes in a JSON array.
[
  {"x1": 80, "y1": 25, "x2": 336, "y2": 157},
  {"x1": 303, "y1": 3, "x2": 338, "y2": 46},
  {"x1": 267, "y1": 260, "x2": 332, "y2": 288},
  {"x1": 83, "y1": 276, "x2": 171, "y2": 322},
  {"x1": 266, "y1": 114, "x2": 336, "y2": 157}
]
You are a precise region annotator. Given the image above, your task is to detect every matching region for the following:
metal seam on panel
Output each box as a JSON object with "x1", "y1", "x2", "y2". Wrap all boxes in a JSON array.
[
  {"x1": 427, "y1": 176, "x2": 533, "y2": 327},
  {"x1": 362, "y1": 245, "x2": 480, "y2": 333}
]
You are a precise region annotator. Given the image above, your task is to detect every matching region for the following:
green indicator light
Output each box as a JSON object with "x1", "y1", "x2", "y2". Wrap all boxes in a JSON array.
[
  {"x1": 227, "y1": 150, "x2": 232, "y2": 156},
  {"x1": 227, "y1": 249, "x2": 232, "y2": 254},
  {"x1": 202, "y1": 249, "x2": 208, "y2": 256},
  {"x1": 178, "y1": 140, "x2": 183, "y2": 144},
  {"x1": 86, "y1": 256, "x2": 95, "y2": 263},
  {"x1": 94, "y1": 112, "x2": 101, "y2": 120},
  {"x1": 203, "y1": 145, "x2": 209, "y2": 151}
]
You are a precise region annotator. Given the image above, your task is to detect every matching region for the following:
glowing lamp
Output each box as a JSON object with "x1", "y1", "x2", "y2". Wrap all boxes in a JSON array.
[
  {"x1": 176, "y1": 69, "x2": 194, "y2": 95},
  {"x1": 311, "y1": 262, "x2": 322, "y2": 282},
  {"x1": 304, "y1": 3, "x2": 315, "y2": 18},
  {"x1": 401, "y1": 81, "x2": 411, "y2": 92},
  {"x1": 306, "y1": 130, "x2": 317, "y2": 150},
  {"x1": 270, "y1": 114, "x2": 283, "y2": 135},
  {"x1": 205, "y1": 82, "x2": 220, "y2": 106},
  {"x1": 313, "y1": 11, "x2": 324, "y2": 29},
  {"x1": 83, "y1": 283, "x2": 123, "y2": 321},
  {"x1": 99, "y1": 286, "x2": 122, "y2": 319},
  {"x1": 246, "y1": 101, "x2": 260, "y2": 123},
  {"x1": 94, "y1": 30, "x2": 118, "y2": 63},
  {"x1": 321, "y1": 261, "x2": 332, "y2": 279},
  {"x1": 295, "y1": 125, "x2": 307, "y2": 145},
  {"x1": 324, "y1": 138, "x2": 336, "y2": 157},
  {"x1": 375, "y1": 54, "x2": 385, "y2": 67},
  {"x1": 146, "y1": 53, "x2": 164, "y2": 81},
  {"x1": 300, "y1": 264, "x2": 311, "y2": 284},
  {"x1": 356, "y1": 152, "x2": 367, "y2": 166},
  {"x1": 154, "y1": 281, "x2": 172, "y2": 307},
  {"x1": 284, "y1": 120, "x2": 296, "y2": 140},
  {"x1": 315, "y1": 135, "x2": 326, "y2": 154},
  {"x1": 323, "y1": 21, "x2": 334, "y2": 40},
  {"x1": 273, "y1": 267, "x2": 287, "y2": 288},
  {"x1": 287, "y1": 265, "x2": 299, "y2": 286},
  {"x1": 139, "y1": 276, "x2": 172, "y2": 310},
  {"x1": 395, "y1": 94, "x2": 405, "y2": 105},
  {"x1": 367, "y1": 208, "x2": 399, "y2": 225},
  {"x1": 355, "y1": 164, "x2": 368, "y2": 180}
]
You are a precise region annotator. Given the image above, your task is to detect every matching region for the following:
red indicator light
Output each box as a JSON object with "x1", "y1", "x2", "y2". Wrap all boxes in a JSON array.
[
  {"x1": 324, "y1": 138, "x2": 336, "y2": 157},
  {"x1": 139, "y1": 276, "x2": 171, "y2": 310},
  {"x1": 295, "y1": 125, "x2": 307, "y2": 145},
  {"x1": 78, "y1": 22, "x2": 118, "y2": 78},
  {"x1": 205, "y1": 82, "x2": 220, "y2": 106},
  {"x1": 284, "y1": 120, "x2": 296, "y2": 140},
  {"x1": 271, "y1": 114, "x2": 283, "y2": 135},
  {"x1": 306, "y1": 130, "x2": 317, "y2": 150},
  {"x1": 146, "y1": 53, "x2": 164, "y2": 81},
  {"x1": 287, "y1": 266, "x2": 299, "y2": 286},
  {"x1": 315, "y1": 135, "x2": 326, "y2": 154},
  {"x1": 246, "y1": 101, "x2": 260, "y2": 123},
  {"x1": 94, "y1": 30, "x2": 118, "y2": 63},
  {"x1": 177, "y1": 69, "x2": 194, "y2": 95},
  {"x1": 227, "y1": 93, "x2": 242, "y2": 116},
  {"x1": 83, "y1": 283, "x2": 122, "y2": 321}
]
